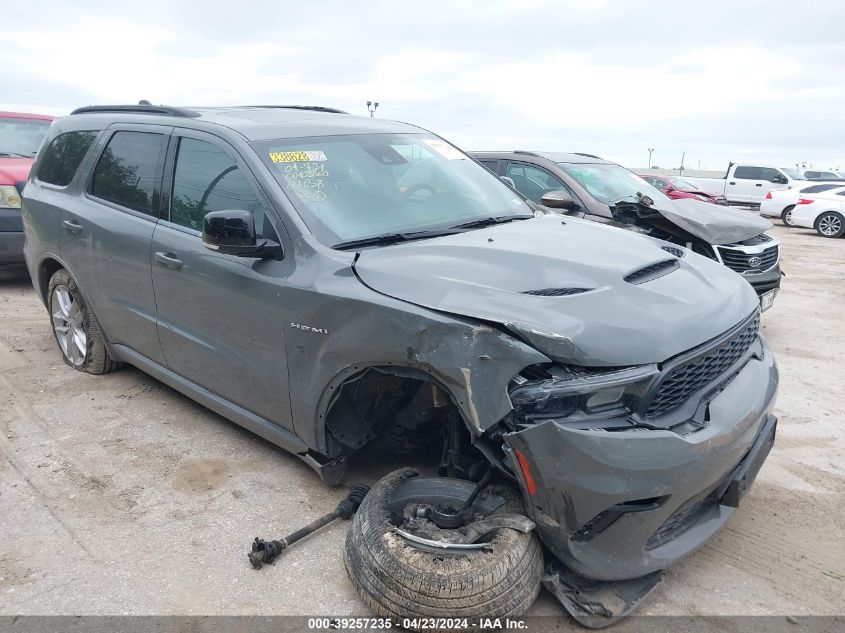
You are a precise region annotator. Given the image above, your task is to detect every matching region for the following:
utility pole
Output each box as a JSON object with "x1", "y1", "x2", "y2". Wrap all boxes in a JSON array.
[
  {"x1": 366, "y1": 101, "x2": 379, "y2": 118},
  {"x1": 647, "y1": 148, "x2": 654, "y2": 169}
]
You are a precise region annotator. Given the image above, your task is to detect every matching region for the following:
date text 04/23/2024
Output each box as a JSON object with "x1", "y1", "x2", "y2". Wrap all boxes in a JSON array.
[{"x1": 307, "y1": 617, "x2": 529, "y2": 630}]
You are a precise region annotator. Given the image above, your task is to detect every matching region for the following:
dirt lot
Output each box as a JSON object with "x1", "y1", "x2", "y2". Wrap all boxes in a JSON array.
[{"x1": 0, "y1": 223, "x2": 843, "y2": 620}]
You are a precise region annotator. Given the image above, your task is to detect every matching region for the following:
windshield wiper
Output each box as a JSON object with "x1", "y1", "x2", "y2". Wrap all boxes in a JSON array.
[
  {"x1": 0, "y1": 152, "x2": 31, "y2": 158},
  {"x1": 332, "y1": 229, "x2": 462, "y2": 251},
  {"x1": 449, "y1": 214, "x2": 534, "y2": 230}
]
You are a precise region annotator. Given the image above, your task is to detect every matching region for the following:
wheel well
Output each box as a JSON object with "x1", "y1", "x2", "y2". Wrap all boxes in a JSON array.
[
  {"x1": 37, "y1": 258, "x2": 64, "y2": 304},
  {"x1": 323, "y1": 366, "x2": 489, "y2": 479}
]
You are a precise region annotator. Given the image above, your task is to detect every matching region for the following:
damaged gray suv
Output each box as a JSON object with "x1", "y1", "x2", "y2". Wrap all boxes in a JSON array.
[{"x1": 22, "y1": 104, "x2": 778, "y2": 623}]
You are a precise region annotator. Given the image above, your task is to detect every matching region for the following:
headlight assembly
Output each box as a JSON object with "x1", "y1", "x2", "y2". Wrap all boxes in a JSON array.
[
  {"x1": 509, "y1": 364, "x2": 658, "y2": 425},
  {"x1": 0, "y1": 185, "x2": 22, "y2": 209}
]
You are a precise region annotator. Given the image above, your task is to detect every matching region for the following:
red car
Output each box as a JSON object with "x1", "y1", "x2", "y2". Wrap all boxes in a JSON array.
[
  {"x1": 1, "y1": 111, "x2": 54, "y2": 263},
  {"x1": 641, "y1": 174, "x2": 728, "y2": 205}
]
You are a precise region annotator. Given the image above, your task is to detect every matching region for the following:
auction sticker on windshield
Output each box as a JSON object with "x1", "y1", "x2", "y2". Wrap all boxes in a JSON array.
[
  {"x1": 423, "y1": 139, "x2": 467, "y2": 160},
  {"x1": 269, "y1": 150, "x2": 327, "y2": 163}
]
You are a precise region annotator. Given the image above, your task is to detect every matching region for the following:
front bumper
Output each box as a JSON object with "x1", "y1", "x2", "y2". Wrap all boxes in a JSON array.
[
  {"x1": 745, "y1": 263, "x2": 782, "y2": 296},
  {"x1": 0, "y1": 231, "x2": 25, "y2": 263},
  {"x1": 504, "y1": 340, "x2": 778, "y2": 581}
]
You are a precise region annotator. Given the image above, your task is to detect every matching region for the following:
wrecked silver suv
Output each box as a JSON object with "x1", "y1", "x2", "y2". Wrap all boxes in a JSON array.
[{"x1": 22, "y1": 105, "x2": 778, "y2": 623}]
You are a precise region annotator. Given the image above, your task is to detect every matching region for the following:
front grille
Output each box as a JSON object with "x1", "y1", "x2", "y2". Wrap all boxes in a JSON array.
[
  {"x1": 624, "y1": 259, "x2": 679, "y2": 284},
  {"x1": 521, "y1": 287, "x2": 591, "y2": 296},
  {"x1": 645, "y1": 311, "x2": 760, "y2": 418},
  {"x1": 718, "y1": 244, "x2": 779, "y2": 272}
]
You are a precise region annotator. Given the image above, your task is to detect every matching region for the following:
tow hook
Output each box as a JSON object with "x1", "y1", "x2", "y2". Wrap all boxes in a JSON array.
[{"x1": 248, "y1": 483, "x2": 370, "y2": 569}]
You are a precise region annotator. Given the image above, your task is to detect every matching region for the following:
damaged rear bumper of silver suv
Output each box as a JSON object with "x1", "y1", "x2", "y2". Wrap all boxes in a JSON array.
[{"x1": 502, "y1": 323, "x2": 779, "y2": 583}]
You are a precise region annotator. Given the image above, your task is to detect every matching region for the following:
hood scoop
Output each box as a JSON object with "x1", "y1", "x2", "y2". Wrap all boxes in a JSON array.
[
  {"x1": 521, "y1": 287, "x2": 592, "y2": 297},
  {"x1": 661, "y1": 245, "x2": 685, "y2": 258},
  {"x1": 624, "y1": 259, "x2": 679, "y2": 285}
]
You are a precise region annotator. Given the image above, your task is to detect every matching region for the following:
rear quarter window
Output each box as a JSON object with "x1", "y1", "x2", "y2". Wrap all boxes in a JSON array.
[
  {"x1": 36, "y1": 131, "x2": 98, "y2": 186},
  {"x1": 801, "y1": 184, "x2": 841, "y2": 194}
]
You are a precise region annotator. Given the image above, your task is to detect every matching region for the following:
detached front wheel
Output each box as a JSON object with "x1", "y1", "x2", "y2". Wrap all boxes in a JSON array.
[
  {"x1": 344, "y1": 468, "x2": 543, "y2": 629},
  {"x1": 815, "y1": 211, "x2": 845, "y2": 238},
  {"x1": 48, "y1": 269, "x2": 119, "y2": 374}
]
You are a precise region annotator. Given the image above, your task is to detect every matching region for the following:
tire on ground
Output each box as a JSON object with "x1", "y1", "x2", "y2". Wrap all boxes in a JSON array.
[
  {"x1": 47, "y1": 268, "x2": 120, "y2": 375},
  {"x1": 344, "y1": 468, "x2": 544, "y2": 629},
  {"x1": 781, "y1": 205, "x2": 794, "y2": 227},
  {"x1": 814, "y1": 211, "x2": 845, "y2": 238}
]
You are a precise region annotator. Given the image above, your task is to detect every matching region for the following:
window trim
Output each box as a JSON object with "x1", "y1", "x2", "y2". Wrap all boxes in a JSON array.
[
  {"x1": 160, "y1": 127, "x2": 284, "y2": 242},
  {"x1": 84, "y1": 123, "x2": 172, "y2": 222}
]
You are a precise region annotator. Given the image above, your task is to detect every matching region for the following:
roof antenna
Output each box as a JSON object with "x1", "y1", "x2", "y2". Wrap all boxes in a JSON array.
[{"x1": 138, "y1": 100, "x2": 152, "y2": 106}]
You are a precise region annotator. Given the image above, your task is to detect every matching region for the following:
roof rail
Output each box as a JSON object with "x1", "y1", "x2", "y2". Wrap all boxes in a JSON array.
[
  {"x1": 240, "y1": 105, "x2": 349, "y2": 114},
  {"x1": 574, "y1": 152, "x2": 602, "y2": 159},
  {"x1": 513, "y1": 150, "x2": 543, "y2": 157},
  {"x1": 70, "y1": 103, "x2": 201, "y2": 118}
]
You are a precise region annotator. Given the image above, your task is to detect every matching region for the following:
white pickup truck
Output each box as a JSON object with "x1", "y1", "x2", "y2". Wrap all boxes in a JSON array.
[
  {"x1": 687, "y1": 164, "x2": 811, "y2": 205},
  {"x1": 690, "y1": 164, "x2": 843, "y2": 206}
]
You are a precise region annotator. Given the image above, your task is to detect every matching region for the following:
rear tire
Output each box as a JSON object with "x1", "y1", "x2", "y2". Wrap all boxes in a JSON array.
[
  {"x1": 781, "y1": 206, "x2": 795, "y2": 227},
  {"x1": 344, "y1": 468, "x2": 543, "y2": 630},
  {"x1": 47, "y1": 269, "x2": 120, "y2": 374},
  {"x1": 815, "y1": 212, "x2": 845, "y2": 238}
]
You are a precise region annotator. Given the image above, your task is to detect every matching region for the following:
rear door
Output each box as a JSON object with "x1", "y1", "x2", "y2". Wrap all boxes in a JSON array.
[
  {"x1": 62, "y1": 125, "x2": 170, "y2": 365},
  {"x1": 727, "y1": 166, "x2": 759, "y2": 203},
  {"x1": 150, "y1": 129, "x2": 294, "y2": 429}
]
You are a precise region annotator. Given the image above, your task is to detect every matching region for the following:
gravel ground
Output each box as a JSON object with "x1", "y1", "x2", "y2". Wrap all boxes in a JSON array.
[{"x1": 0, "y1": 223, "x2": 843, "y2": 622}]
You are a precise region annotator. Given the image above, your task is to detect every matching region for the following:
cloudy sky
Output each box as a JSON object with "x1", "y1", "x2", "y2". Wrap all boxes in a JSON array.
[{"x1": 3, "y1": 0, "x2": 844, "y2": 171}]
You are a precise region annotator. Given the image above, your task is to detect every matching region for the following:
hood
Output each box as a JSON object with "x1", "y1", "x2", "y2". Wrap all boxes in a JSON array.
[
  {"x1": 652, "y1": 197, "x2": 772, "y2": 244},
  {"x1": 353, "y1": 215, "x2": 759, "y2": 367},
  {"x1": 0, "y1": 157, "x2": 34, "y2": 185}
]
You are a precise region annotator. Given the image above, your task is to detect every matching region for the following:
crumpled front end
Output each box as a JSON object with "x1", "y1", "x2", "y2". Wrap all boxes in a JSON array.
[{"x1": 502, "y1": 313, "x2": 779, "y2": 581}]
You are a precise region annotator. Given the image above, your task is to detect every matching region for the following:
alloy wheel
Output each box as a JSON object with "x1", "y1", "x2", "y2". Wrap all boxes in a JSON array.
[
  {"x1": 51, "y1": 285, "x2": 87, "y2": 366},
  {"x1": 818, "y1": 214, "x2": 842, "y2": 237}
]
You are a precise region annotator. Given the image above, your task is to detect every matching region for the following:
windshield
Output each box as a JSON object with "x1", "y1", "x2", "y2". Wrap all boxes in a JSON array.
[
  {"x1": 253, "y1": 133, "x2": 531, "y2": 246},
  {"x1": 780, "y1": 167, "x2": 801, "y2": 179},
  {"x1": 666, "y1": 176, "x2": 699, "y2": 190},
  {"x1": 0, "y1": 117, "x2": 52, "y2": 156},
  {"x1": 557, "y1": 162, "x2": 671, "y2": 206}
]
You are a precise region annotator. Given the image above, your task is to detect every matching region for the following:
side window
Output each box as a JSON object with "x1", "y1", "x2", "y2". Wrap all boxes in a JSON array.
[
  {"x1": 478, "y1": 160, "x2": 500, "y2": 174},
  {"x1": 758, "y1": 167, "x2": 781, "y2": 182},
  {"x1": 90, "y1": 132, "x2": 165, "y2": 215},
  {"x1": 644, "y1": 177, "x2": 666, "y2": 189},
  {"x1": 733, "y1": 166, "x2": 760, "y2": 179},
  {"x1": 36, "y1": 131, "x2": 98, "y2": 186},
  {"x1": 801, "y1": 184, "x2": 840, "y2": 194},
  {"x1": 170, "y1": 138, "x2": 268, "y2": 237},
  {"x1": 505, "y1": 162, "x2": 570, "y2": 204}
]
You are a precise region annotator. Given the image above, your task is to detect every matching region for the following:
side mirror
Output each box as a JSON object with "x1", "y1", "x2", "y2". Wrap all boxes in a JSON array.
[
  {"x1": 500, "y1": 176, "x2": 516, "y2": 188},
  {"x1": 15, "y1": 181, "x2": 26, "y2": 196},
  {"x1": 771, "y1": 175, "x2": 787, "y2": 184},
  {"x1": 202, "y1": 209, "x2": 282, "y2": 259},
  {"x1": 540, "y1": 190, "x2": 578, "y2": 211}
]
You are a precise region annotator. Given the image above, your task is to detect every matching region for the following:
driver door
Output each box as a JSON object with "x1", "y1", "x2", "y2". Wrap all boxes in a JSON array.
[{"x1": 150, "y1": 129, "x2": 294, "y2": 430}]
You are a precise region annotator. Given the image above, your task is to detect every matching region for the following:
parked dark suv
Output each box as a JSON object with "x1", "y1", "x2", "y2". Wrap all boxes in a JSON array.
[
  {"x1": 22, "y1": 104, "x2": 777, "y2": 620},
  {"x1": 472, "y1": 151, "x2": 782, "y2": 310}
]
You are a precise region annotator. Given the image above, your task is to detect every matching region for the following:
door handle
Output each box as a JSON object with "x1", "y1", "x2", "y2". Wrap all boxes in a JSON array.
[
  {"x1": 154, "y1": 251, "x2": 183, "y2": 270},
  {"x1": 755, "y1": 183, "x2": 763, "y2": 187},
  {"x1": 62, "y1": 220, "x2": 82, "y2": 235},
  {"x1": 729, "y1": 181, "x2": 736, "y2": 185}
]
